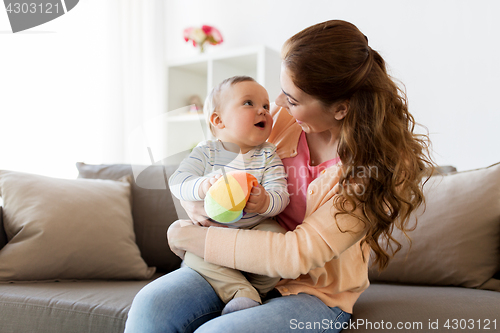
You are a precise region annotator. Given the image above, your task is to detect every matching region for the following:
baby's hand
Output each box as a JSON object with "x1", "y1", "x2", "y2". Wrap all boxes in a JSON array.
[
  {"x1": 198, "y1": 174, "x2": 221, "y2": 199},
  {"x1": 244, "y1": 184, "x2": 270, "y2": 214}
]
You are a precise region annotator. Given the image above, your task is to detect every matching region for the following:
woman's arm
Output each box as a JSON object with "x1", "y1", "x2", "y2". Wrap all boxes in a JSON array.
[
  {"x1": 209, "y1": 196, "x2": 366, "y2": 279},
  {"x1": 167, "y1": 220, "x2": 207, "y2": 259},
  {"x1": 169, "y1": 194, "x2": 366, "y2": 279}
]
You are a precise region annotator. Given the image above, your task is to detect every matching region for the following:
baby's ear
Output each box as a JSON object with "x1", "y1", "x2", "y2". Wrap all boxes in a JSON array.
[{"x1": 210, "y1": 112, "x2": 225, "y2": 129}]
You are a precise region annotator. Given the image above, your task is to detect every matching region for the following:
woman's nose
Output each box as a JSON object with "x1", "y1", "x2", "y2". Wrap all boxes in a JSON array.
[{"x1": 275, "y1": 91, "x2": 286, "y2": 108}]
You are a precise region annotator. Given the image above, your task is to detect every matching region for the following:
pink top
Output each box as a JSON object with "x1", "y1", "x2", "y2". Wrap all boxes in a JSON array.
[{"x1": 277, "y1": 131, "x2": 341, "y2": 231}]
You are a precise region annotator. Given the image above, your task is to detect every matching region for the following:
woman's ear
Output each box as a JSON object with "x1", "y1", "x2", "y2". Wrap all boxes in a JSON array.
[
  {"x1": 333, "y1": 101, "x2": 349, "y2": 121},
  {"x1": 210, "y1": 112, "x2": 225, "y2": 129}
]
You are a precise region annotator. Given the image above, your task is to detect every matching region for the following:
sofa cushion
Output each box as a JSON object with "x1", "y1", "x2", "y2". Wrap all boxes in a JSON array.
[
  {"x1": 0, "y1": 274, "x2": 162, "y2": 333},
  {"x1": 0, "y1": 206, "x2": 6, "y2": 250},
  {"x1": 76, "y1": 163, "x2": 184, "y2": 273},
  {"x1": 369, "y1": 162, "x2": 500, "y2": 290},
  {"x1": 344, "y1": 283, "x2": 500, "y2": 333},
  {"x1": 0, "y1": 170, "x2": 155, "y2": 282}
]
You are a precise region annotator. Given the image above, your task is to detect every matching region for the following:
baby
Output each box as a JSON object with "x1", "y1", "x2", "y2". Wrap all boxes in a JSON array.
[{"x1": 169, "y1": 76, "x2": 289, "y2": 315}]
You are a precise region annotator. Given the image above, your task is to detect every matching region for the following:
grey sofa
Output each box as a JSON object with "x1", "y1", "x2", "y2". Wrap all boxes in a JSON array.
[{"x1": 0, "y1": 162, "x2": 499, "y2": 333}]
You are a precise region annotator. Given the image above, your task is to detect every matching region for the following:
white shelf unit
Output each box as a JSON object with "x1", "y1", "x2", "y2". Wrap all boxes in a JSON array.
[{"x1": 165, "y1": 45, "x2": 281, "y2": 164}]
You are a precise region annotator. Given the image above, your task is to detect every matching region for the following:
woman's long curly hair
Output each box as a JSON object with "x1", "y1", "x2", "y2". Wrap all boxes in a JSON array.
[{"x1": 282, "y1": 20, "x2": 434, "y2": 271}]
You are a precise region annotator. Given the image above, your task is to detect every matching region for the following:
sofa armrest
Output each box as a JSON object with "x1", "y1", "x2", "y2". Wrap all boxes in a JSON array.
[{"x1": 0, "y1": 206, "x2": 7, "y2": 250}]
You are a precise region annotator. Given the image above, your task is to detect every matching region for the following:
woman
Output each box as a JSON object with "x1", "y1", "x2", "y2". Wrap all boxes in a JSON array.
[{"x1": 125, "y1": 20, "x2": 433, "y2": 333}]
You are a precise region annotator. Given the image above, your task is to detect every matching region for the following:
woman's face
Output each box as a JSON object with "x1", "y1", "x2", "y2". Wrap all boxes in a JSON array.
[{"x1": 275, "y1": 64, "x2": 346, "y2": 133}]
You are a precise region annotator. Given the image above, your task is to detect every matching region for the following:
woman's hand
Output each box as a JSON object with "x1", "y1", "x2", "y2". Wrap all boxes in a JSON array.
[
  {"x1": 166, "y1": 220, "x2": 190, "y2": 260},
  {"x1": 167, "y1": 219, "x2": 208, "y2": 259},
  {"x1": 244, "y1": 184, "x2": 270, "y2": 214},
  {"x1": 179, "y1": 199, "x2": 223, "y2": 227}
]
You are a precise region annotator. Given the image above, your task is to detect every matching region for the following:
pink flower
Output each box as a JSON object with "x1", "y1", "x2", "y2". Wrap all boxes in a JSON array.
[
  {"x1": 183, "y1": 27, "x2": 192, "y2": 42},
  {"x1": 183, "y1": 25, "x2": 223, "y2": 52},
  {"x1": 206, "y1": 26, "x2": 223, "y2": 45},
  {"x1": 201, "y1": 25, "x2": 212, "y2": 35}
]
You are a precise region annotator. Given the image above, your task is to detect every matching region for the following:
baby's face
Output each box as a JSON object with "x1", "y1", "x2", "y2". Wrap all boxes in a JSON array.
[{"x1": 216, "y1": 81, "x2": 273, "y2": 152}]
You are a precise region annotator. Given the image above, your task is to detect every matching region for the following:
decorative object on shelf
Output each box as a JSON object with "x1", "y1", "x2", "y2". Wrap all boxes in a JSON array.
[
  {"x1": 183, "y1": 25, "x2": 223, "y2": 53},
  {"x1": 187, "y1": 95, "x2": 204, "y2": 113}
]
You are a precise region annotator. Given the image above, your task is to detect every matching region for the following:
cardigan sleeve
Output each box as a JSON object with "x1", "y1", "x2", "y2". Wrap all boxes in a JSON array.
[{"x1": 204, "y1": 195, "x2": 367, "y2": 279}]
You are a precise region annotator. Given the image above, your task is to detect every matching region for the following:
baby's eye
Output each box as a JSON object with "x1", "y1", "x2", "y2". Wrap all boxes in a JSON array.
[
  {"x1": 244, "y1": 100, "x2": 253, "y2": 106},
  {"x1": 264, "y1": 104, "x2": 270, "y2": 111}
]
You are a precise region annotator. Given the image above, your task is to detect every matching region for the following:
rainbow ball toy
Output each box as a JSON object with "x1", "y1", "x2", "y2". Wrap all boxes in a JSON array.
[{"x1": 204, "y1": 171, "x2": 258, "y2": 224}]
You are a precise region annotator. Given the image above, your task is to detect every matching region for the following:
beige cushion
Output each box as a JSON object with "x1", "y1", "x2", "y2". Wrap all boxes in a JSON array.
[
  {"x1": 369, "y1": 162, "x2": 500, "y2": 290},
  {"x1": 0, "y1": 170, "x2": 155, "y2": 282},
  {"x1": 0, "y1": 206, "x2": 7, "y2": 250},
  {"x1": 76, "y1": 163, "x2": 183, "y2": 273}
]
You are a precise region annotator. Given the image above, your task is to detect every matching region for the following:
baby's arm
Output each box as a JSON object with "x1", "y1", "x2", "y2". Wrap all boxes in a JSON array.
[
  {"x1": 245, "y1": 148, "x2": 289, "y2": 217},
  {"x1": 168, "y1": 145, "x2": 210, "y2": 201}
]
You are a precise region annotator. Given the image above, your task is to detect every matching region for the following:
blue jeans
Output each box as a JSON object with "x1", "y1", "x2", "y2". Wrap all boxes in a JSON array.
[{"x1": 124, "y1": 267, "x2": 351, "y2": 333}]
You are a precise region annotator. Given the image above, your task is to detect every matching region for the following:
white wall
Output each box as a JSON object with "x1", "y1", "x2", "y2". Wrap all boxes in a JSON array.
[
  {"x1": 1, "y1": 1, "x2": 498, "y2": 178},
  {"x1": 165, "y1": 0, "x2": 500, "y2": 171}
]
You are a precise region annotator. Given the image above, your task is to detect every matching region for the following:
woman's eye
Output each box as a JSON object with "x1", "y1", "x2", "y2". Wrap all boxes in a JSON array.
[{"x1": 287, "y1": 99, "x2": 297, "y2": 107}]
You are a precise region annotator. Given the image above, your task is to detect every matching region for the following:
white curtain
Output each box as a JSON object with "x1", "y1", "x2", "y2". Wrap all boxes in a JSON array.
[{"x1": 106, "y1": 0, "x2": 167, "y2": 165}]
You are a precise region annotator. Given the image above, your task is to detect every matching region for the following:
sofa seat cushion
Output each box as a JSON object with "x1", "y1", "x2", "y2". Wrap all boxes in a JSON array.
[
  {"x1": 344, "y1": 283, "x2": 500, "y2": 333},
  {"x1": 0, "y1": 274, "x2": 162, "y2": 333}
]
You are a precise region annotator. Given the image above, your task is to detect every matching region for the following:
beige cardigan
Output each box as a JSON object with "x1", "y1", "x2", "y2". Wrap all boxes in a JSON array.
[{"x1": 204, "y1": 105, "x2": 370, "y2": 313}]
